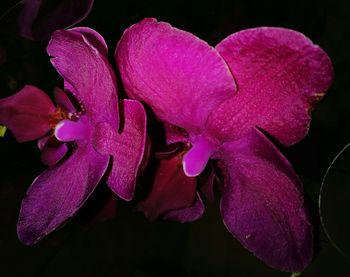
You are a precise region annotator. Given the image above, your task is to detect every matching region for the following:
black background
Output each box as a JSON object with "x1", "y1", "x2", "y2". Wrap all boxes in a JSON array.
[{"x1": 0, "y1": 0, "x2": 350, "y2": 276}]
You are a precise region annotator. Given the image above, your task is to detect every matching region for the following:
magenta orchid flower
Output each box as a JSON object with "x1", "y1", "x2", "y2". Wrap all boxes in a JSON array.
[
  {"x1": 116, "y1": 18, "x2": 333, "y2": 271},
  {"x1": 0, "y1": 27, "x2": 146, "y2": 245}
]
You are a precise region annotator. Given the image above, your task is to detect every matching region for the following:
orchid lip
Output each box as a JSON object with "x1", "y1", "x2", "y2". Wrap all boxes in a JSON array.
[
  {"x1": 183, "y1": 136, "x2": 215, "y2": 177},
  {"x1": 54, "y1": 117, "x2": 90, "y2": 142}
]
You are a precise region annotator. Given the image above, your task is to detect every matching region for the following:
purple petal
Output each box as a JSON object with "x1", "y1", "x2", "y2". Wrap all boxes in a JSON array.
[
  {"x1": 18, "y1": 0, "x2": 94, "y2": 41},
  {"x1": 218, "y1": 128, "x2": 312, "y2": 272},
  {"x1": 69, "y1": 27, "x2": 108, "y2": 56},
  {"x1": 164, "y1": 193, "x2": 204, "y2": 223},
  {"x1": 0, "y1": 85, "x2": 55, "y2": 142},
  {"x1": 17, "y1": 142, "x2": 109, "y2": 245},
  {"x1": 116, "y1": 18, "x2": 236, "y2": 133},
  {"x1": 54, "y1": 87, "x2": 76, "y2": 112},
  {"x1": 40, "y1": 143, "x2": 68, "y2": 166},
  {"x1": 93, "y1": 100, "x2": 147, "y2": 201},
  {"x1": 37, "y1": 135, "x2": 49, "y2": 150},
  {"x1": 164, "y1": 123, "x2": 189, "y2": 144},
  {"x1": 47, "y1": 28, "x2": 118, "y2": 129},
  {"x1": 207, "y1": 27, "x2": 333, "y2": 146},
  {"x1": 138, "y1": 155, "x2": 197, "y2": 221}
]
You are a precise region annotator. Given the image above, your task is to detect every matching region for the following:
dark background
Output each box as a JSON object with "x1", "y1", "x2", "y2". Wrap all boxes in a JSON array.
[{"x1": 1, "y1": 0, "x2": 350, "y2": 276}]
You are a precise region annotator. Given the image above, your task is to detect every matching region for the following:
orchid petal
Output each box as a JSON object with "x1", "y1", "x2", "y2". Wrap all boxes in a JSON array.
[
  {"x1": 40, "y1": 143, "x2": 68, "y2": 166},
  {"x1": 47, "y1": 29, "x2": 118, "y2": 129},
  {"x1": 164, "y1": 123, "x2": 189, "y2": 145},
  {"x1": 17, "y1": 142, "x2": 109, "y2": 245},
  {"x1": 18, "y1": 0, "x2": 94, "y2": 41},
  {"x1": 69, "y1": 27, "x2": 108, "y2": 56},
  {"x1": 207, "y1": 27, "x2": 333, "y2": 146},
  {"x1": 219, "y1": 128, "x2": 312, "y2": 272},
  {"x1": 0, "y1": 85, "x2": 55, "y2": 142},
  {"x1": 138, "y1": 155, "x2": 197, "y2": 221},
  {"x1": 116, "y1": 18, "x2": 236, "y2": 133},
  {"x1": 164, "y1": 193, "x2": 204, "y2": 223},
  {"x1": 37, "y1": 135, "x2": 50, "y2": 150},
  {"x1": 54, "y1": 87, "x2": 76, "y2": 112},
  {"x1": 93, "y1": 100, "x2": 147, "y2": 201}
]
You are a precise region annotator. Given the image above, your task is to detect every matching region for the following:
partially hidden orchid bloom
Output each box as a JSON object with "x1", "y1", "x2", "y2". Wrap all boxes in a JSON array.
[
  {"x1": 0, "y1": 27, "x2": 146, "y2": 245},
  {"x1": 18, "y1": 0, "x2": 94, "y2": 40},
  {"x1": 116, "y1": 18, "x2": 333, "y2": 271}
]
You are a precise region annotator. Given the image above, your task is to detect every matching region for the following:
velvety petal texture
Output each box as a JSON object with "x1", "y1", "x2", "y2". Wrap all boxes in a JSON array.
[
  {"x1": 0, "y1": 85, "x2": 55, "y2": 142},
  {"x1": 219, "y1": 128, "x2": 312, "y2": 271},
  {"x1": 138, "y1": 156, "x2": 197, "y2": 221},
  {"x1": 18, "y1": 0, "x2": 94, "y2": 40},
  {"x1": 207, "y1": 27, "x2": 333, "y2": 146},
  {"x1": 47, "y1": 28, "x2": 118, "y2": 130},
  {"x1": 93, "y1": 100, "x2": 147, "y2": 200},
  {"x1": 116, "y1": 18, "x2": 236, "y2": 134},
  {"x1": 18, "y1": 142, "x2": 109, "y2": 245}
]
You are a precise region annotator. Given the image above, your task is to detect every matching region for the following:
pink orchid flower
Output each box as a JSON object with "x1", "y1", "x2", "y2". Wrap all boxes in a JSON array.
[
  {"x1": 0, "y1": 27, "x2": 146, "y2": 245},
  {"x1": 116, "y1": 18, "x2": 333, "y2": 271}
]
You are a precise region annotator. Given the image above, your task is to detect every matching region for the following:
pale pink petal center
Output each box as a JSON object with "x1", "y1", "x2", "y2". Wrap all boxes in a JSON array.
[
  {"x1": 183, "y1": 137, "x2": 215, "y2": 177},
  {"x1": 54, "y1": 117, "x2": 90, "y2": 142}
]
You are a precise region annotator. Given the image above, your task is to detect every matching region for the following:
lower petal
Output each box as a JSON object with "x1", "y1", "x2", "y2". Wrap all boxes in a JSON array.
[
  {"x1": 138, "y1": 155, "x2": 197, "y2": 221},
  {"x1": 17, "y1": 142, "x2": 109, "y2": 245},
  {"x1": 164, "y1": 193, "x2": 204, "y2": 223},
  {"x1": 218, "y1": 128, "x2": 312, "y2": 272},
  {"x1": 40, "y1": 143, "x2": 68, "y2": 166}
]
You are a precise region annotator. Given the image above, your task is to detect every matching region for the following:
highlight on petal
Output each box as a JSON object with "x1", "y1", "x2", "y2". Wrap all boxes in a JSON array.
[
  {"x1": 164, "y1": 193, "x2": 204, "y2": 223},
  {"x1": 17, "y1": 142, "x2": 109, "y2": 245},
  {"x1": 218, "y1": 128, "x2": 312, "y2": 272},
  {"x1": 207, "y1": 27, "x2": 333, "y2": 146},
  {"x1": 47, "y1": 28, "x2": 118, "y2": 129},
  {"x1": 138, "y1": 155, "x2": 197, "y2": 221},
  {"x1": 116, "y1": 18, "x2": 236, "y2": 133},
  {"x1": 93, "y1": 100, "x2": 147, "y2": 201},
  {"x1": 69, "y1": 27, "x2": 108, "y2": 56},
  {"x1": 18, "y1": 0, "x2": 94, "y2": 40},
  {"x1": 0, "y1": 85, "x2": 55, "y2": 142}
]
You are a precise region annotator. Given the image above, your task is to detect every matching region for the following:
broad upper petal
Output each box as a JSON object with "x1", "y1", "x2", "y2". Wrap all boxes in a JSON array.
[
  {"x1": 116, "y1": 18, "x2": 236, "y2": 134},
  {"x1": 0, "y1": 85, "x2": 55, "y2": 142},
  {"x1": 207, "y1": 27, "x2": 333, "y2": 146},
  {"x1": 17, "y1": 142, "x2": 109, "y2": 245},
  {"x1": 93, "y1": 100, "x2": 147, "y2": 201},
  {"x1": 47, "y1": 28, "x2": 118, "y2": 129},
  {"x1": 218, "y1": 128, "x2": 313, "y2": 272}
]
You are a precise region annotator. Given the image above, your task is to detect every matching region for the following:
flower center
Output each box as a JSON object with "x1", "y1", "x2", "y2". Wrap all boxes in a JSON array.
[
  {"x1": 182, "y1": 137, "x2": 215, "y2": 177},
  {"x1": 54, "y1": 116, "x2": 90, "y2": 142}
]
